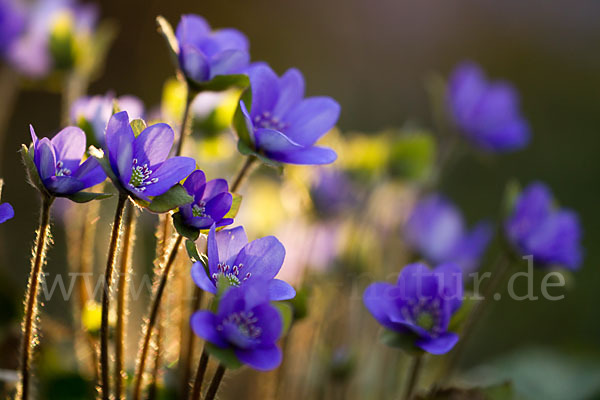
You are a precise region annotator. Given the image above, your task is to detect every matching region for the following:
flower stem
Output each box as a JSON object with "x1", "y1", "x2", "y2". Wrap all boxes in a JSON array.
[
  {"x1": 181, "y1": 286, "x2": 204, "y2": 399},
  {"x1": 99, "y1": 193, "x2": 129, "y2": 400},
  {"x1": 189, "y1": 348, "x2": 209, "y2": 400},
  {"x1": 443, "y1": 254, "x2": 512, "y2": 377},
  {"x1": 132, "y1": 234, "x2": 184, "y2": 400},
  {"x1": 403, "y1": 354, "x2": 423, "y2": 400},
  {"x1": 114, "y1": 202, "x2": 137, "y2": 400},
  {"x1": 230, "y1": 156, "x2": 257, "y2": 193},
  {"x1": 175, "y1": 85, "x2": 197, "y2": 157},
  {"x1": 204, "y1": 364, "x2": 226, "y2": 400},
  {"x1": 18, "y1": 195, "x2": 54, "y2": 400}
]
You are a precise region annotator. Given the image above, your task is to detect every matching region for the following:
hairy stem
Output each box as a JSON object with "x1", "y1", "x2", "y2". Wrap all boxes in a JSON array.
[
  {"x1": 114, "y1": 203, "x2": 137, "y2": 400},
  {"x1": 403, "y1": 354, "x2": 423, "y2": 400},
  {"x1": 18, "y1": 195, "x2": 54, "y2": 400},
  {"x1": 231, "y1": 156, "x2": 257, "y2": 193},
  {"x1": 175, "y1": 86, "x2": 196, "y2": 157},
  {"x1": 181, "y1": 275, "x2": 205, "y2": 398},
  {"x1": 190, "y1": 348, "x2": 209, "y2": 400},
  {"x1": 99, "y1": 194, "x2": 129, "y2": 400},
  {"x1": 132, "y1": 234, "x2": 183, "y2": 400},
  {"x1": 204, "y1": 364, "x2": 226, "y2": 400}
]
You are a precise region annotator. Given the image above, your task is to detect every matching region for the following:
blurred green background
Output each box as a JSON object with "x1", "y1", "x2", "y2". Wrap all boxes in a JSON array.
[{"x1": 0, "y1": 0, "x2": 599, "y2": 397}]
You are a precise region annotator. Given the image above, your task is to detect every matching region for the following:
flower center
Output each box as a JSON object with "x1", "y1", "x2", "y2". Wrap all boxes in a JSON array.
[
  {"x1": 192, "y1": 201, "x2": 207, "y2": 217},
  {"x1": 212, "y1": 263, "x2": 251, "y2": 287},
  {"x1": 129, "y1": 158, "x2": 158, "y2": 192},
  {"x1": 402, "y1": 298, "x2": 443, "y2": 336},
  {"x1": 56, "y1": 160, "x2": 72, "y2": 177},
  {"x1": 416, "y1": 312, "x2": 434, "y2": 331},
  {"x1": 253, "y1": 111, "x2": 288, "y2": 131},
  {"x1": 217, "y1": 311, "x2": 262, "y2": 339}
]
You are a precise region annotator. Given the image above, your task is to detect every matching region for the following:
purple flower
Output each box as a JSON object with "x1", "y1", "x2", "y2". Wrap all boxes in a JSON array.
[
  {"x1": 405, "y1": 194, "x2": 492, "y2": 274},
  {"x1": 505, "y1": 182, "x2": 583, "y2": 270},
  {"x1": 363, "y1": 262, "x2": 463, "y2": 355},
  {"x1": 175, "y1": 14, "x2": 249, "y2": 86},
  {"x1": 447, "y1": 61, "x2": 530, "y2": 152},
  {"x1": 238, "y1": 64, "x2": 339, "y2": 165},
  {"x1": 70, "y1": 93, "x2": 144, "y2": 148},
  {"x1": 179, "y1": 170, "x2": 233, "y2": 230},
  {"x1": 0, "y1": 0, "x2": 25, "y2": 56},
  {"x1": 310, "y1": 167, "x2": 354, "y2": 217},
  {"x1": 191, "y1": 224, "x2": 296, "y2": 301},
  {"x1": 0, "y1": 202, "x2": 14, "y2": 223},
  {"x1": 191, "y1": 282, "x2": 283, "y2": 371},
  {"x1": 29, "y1": 125, "x2": 106, "y2": 196},
  {"x1": 103, "y1": 111, "x2": 196, "y2": 201}
]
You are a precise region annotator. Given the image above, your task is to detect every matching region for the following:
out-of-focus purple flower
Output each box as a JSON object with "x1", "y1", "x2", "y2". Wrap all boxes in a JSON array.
[
  {"x1": 0, "y1": 0, "x2": 25, "y2": 56},
  {"x1": 0, "y1": 202, "x2": 14, "y2": 223},
  {"x1": 29, "y1": 125, "x2": 106, "y2": 196},
  {"x1": 8, "y1": 0, "x2": 97, "y2": 77},
  {"x1": 505, "y1": 182, "x2": 583, "y2": 270},
  {"x1": 238, "y1": 64, "x2": 339, "y2": 165},
  {"x1": 310, "y1": 167, "x2": 354, "y2": 217},
  {"x1": 103, "y1": 111, "x2": 196, "y2": 201},
  {"x1": 405, "y1": 194, "x2": 492, "y2": 274},
  {"x1": 447, "y1": 61, "x2": 530, "y2": 153},
  {"x1": 175, "y1": 14, "x2": 249, "y2": 86},
  {"x1": 191, "y1": 282, "x2": 283, "y2": 371},
  {"x1": 191, "y1": 224, "x2": 296, "y2": 301},
  {"x1": 363, "y1": 262, "x2": 463, "y2": 355},
  {"x1": 70, "y1": 93, "x2": 144, "y2": 148},
  {"x1": 179, "y1": 170, "x2": 233, "y2": 230}
]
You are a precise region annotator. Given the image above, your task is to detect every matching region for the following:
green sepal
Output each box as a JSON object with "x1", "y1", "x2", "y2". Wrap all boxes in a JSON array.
[
  {"x1": 288, "y1": 286, "x2": 309, "y2": 321},
  {"x1": 205, "y1": 343, "x2": 242, "y2": 370},
  {"x1": 232, "y1": 87, "x2": 253, "y2": 145},
  {"x1": 273, "y1": 301, "x2": 293, "y2": 337},
  {"x1": 155, "y1": 16, "x2": 180, "y2": 73},
  {"x1": 379, "y1": 329, "x2": 423, "y2": 355},
  {"x1": 237, "y1": 141, "x2": 283, "y2": 170},
  {"x1": 65, "y1": 192, "x2": 113, "y2": 203},
  {"x1": 88, "y1": 146, "x2": 118, "y2": 184},
  {"x1": 172, "y1": 212, "x2": 200, "y2": 241},
  {"x1": 448, "y1": 293, "x2": 477, "y2": 333},
  {"x1": 503, "y1": 179, "x2": 521, "y2": 218},
  {"x1": 190, "y1": 74, "x2": 249, "y2": 93},
  {"x1": 185, "y1": 239, "x2": 208, "y2": 267},
  {"x1": 224, "y1": 193, "x2": 242, "y2": 219},
  {"x1": 130, "y1": 119, "x2": 147, "y2": 137},
  {"x1": 20, "y1": 144, "x2": 50, "y2": 197},
  {"x1": 147, "y1": 184, "x2": 194, "y2": 213}
]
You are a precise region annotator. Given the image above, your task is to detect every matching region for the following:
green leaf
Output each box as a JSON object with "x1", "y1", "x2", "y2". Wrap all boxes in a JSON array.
[
  {"x1": 172, "y1": 212, "x2": 200, "y2": 241},
  {"x1": 65, "y1": 192, "x2": 113, "y2": 203},
  {"x1": 273, "y1": 302, "x2": 293, "y2": 336},
  {"x1": 156, "y1": 16, "x2": 180, "y2": 73},
  {"x1": 147, "y1": 184, "x2": 194, "y2": 213},
  {"x1": 20, "y1": 144, "x2": 50, "y2": 197},
  {"x1": 192, "y1": 74, "x2": 250, "y2": 93},
  {"x1": 205, "y1": 344, "x2": 242, "y2": 370},
  {"x1": 130, "y1": 119, "x2": 147, "y2": 137},
  {"x1": 388, "y1": 132, "x2": 436, "y2": 181}
]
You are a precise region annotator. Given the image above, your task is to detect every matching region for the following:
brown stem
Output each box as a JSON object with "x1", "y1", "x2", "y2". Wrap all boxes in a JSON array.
[
  {"x1": 175, "y1": 86, "x2": 196, "y2": 157},
  {"x1": 132, "y1": 234, "x2": 184, "y2": 400},
  {"x1": 181, "y1": 286, "x2": 204, "y2": 398},
  {"x1": 403, "y1": 355, "x2": 423, "y2": 400},
  {"x1": 204, "y1": 364, "x2": 226, "y2": 400},
  {"x1": 189, "y1": 348, "x2": 209, "y2": 400},
  {"x1": 114, "y1": 203, "x2": 137, "y2": 400},
  {"x1": 230, "y1": 156, "x2": 256, "y2": 193},
  {"x1": 99, "y1": 194, "x2": 129, "y2": 400},
  {"x1": 147, "y1": 315, "x2": 163, "y2": 400},
  {"x1": 18, "y1": 195, "x2": 54, "y2": 400}
]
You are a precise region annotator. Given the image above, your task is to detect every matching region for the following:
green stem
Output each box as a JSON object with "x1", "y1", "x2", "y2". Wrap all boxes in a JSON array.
[
  {"x1": 175, "y1": 85, "x2": 197, "y2": 157},
  {"x1": 204, "y1": 364, "x2": 226, "y2": 400},
  {"x1": 189, "y1": 348, "x2": 209, "y2": 400},
  {"x1": 132, "y1": 234, "x2": 184, "y2": 400},
  {"x1": 99, "y1": 194, "x2": 129, "y2": 400},
  {"x1": 230, "y1": 156, "x2": 256, "y2": 193},
  {"x1": 18, "y1": 195, "x2": 54, "y2": 400},
  {"x1": 114, "y1": 202, "x2": 137, "y2": 400},
  {"x1": 403, "y1": 354, "x2": 423, "y2": 400}
]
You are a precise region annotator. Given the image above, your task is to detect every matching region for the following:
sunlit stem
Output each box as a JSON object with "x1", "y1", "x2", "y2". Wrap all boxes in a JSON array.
[
  {"x1": 99, "y1": 193, "x2": 129, "y2": 400},
  {"x1": 403, "y1": 354, "x2": 423, "y2": 400},
  {"x1": 181, "y1": 286, "x2": 204, "y2": 398},
  {"x1": 18, "y1": 194, "x2": 54, "y2": 400},
  {"x1": 114, "y1": 202, "x2": 137, "y2": 400},
  {"x1": 204, "y1": 364, "x2": 226, "y2": 400},
  {"x1": 132, "y1": 233, "x2": 184, "y2": 400},
  {"x1": 175, "y1": 84, "x2": 198, "y2": 157},
  {"x1": 230, "y1": 155, "x2": 257, "y2": 193},
  {"x1": 190, "y1": 348, "x2": 209, "y2": 400}
]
